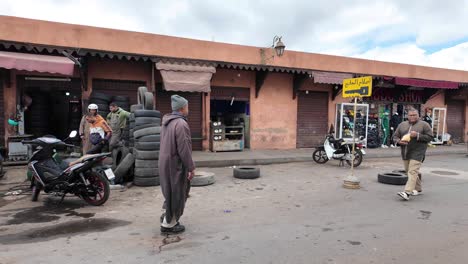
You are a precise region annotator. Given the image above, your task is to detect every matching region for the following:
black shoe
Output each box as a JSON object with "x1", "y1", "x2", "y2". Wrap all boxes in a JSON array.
[{"x1": 161, "y1": 223, "x2": 185, "y2": 234}]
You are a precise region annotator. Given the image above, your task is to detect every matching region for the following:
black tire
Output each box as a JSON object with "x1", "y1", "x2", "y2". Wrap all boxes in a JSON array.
[
  {"x1": 135, "y1": 142, "x2": 160, "y2": 151},
  {"x1": 133, "y1": 110, "x2": 162, "y2": 118},
  {"x1": 81, "y1": 171, "x2": 110, "y2": 206},
  {"x1": 134, "y1": 123, "x2": 160, "y2": 132},
  {"x1": 138, "y1": 86, "x2": 148, "y2": 105},
  {"x1": 346, "y1": 149, "x2": 363, "y2": 167},
  {"x1": 89, "y1": 98, "x2": 109, "y2": 105},
  {"x1": 143, "y1": 92, "x2": 154, "y2": 110},
  {"x1": 113, "y1": 153, "x2": 135, "y2": 183},
  {"x1": 191, "y1": 172, "x2": 215, "y2": 187},
  {"x1": 377, "y1": 173, "x2": 408, "y2": 185},
  {"x1": 96, "y1": 103, "x2": 109, "y2": 112},
  {"x1": 234, "y1": 167, "x2": 260, "y2": 179},
  {"x1": 134, "y1": 167, "x2": 159, "y2": 177},
  {"x1": 312, "y1": 149, "x2": 329, "y2": 164},
  {"x1": 90, "y1": 92, "x2": 112, "y2": 102},
  {"x1": 134, "y1": 127, "x2": 161, "y2": 139},
  {"x1": 134, "y1": 149, "x2": 159, "y2": 160},
  {"x1": 134, "y1": 176, "x2": 160, "y2": 187},
  {"x1": 137, "y1": 135, "x2": 161, "y2": 142},
  {"x1": 31, "y1": 180, "x2": 41, "y2": 202},
  {"x1": 112, "y1": 96, "x2": 129, "y2": 102},
  {"x1": 131, "y1": 104, "x2": 144, "y2": 112},
  {"x1": 112, "y1": 147, "x2": 130, "y2": 170},
  {"x1": 392, "y1": 170, "x2": 422, "y2": 180},
  {"x1": 135, "y1": 117, "x2": 161, "y2": 126},
  {"x1": 135, "y1": 159, "x2": 158, "y2": 168}
]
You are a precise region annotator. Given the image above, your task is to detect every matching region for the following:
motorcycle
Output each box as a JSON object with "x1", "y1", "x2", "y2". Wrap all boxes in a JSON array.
[
  {"x1": 313, "y1": 134, "x2": 366, "y2": 167},
  {"x1": 22, "y1": 131, "x2": 112, "y2": 206}
]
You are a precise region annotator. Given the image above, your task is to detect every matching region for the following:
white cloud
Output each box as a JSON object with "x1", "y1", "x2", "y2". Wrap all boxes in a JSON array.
[
  {"x1": 354, "y1": 42, "x2": 468, "y2": 71},
  {"x1": 0, "y1": 0, "x2": 467, "y2": 71}
]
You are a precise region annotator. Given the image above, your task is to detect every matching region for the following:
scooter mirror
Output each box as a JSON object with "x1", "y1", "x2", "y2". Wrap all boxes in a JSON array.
[{"x1": 69, "y1": 130, "x2": 78, "y2": 138}]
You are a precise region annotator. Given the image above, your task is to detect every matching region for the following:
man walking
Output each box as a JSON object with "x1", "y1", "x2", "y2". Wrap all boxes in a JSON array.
[
  {"x1": 107, "y1": 102, "x2": 130, "y2": 150},
  {"x1": 393, "y1": 108, "x2": 433, "y2": 201},
  {"x1": 159, "y1": 95, "x2": 195, "y2": 234}
]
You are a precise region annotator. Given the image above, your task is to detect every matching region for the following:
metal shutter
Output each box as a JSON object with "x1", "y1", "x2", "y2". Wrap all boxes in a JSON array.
[
  {"x1": 447, "y1": 100, "x2": 465, "y2": 143},
  {"x1": 296, "y1": 92, "x2": 329, "y2": 148},
  {"x1": 92, "y1": 79, "x2": 146, "y2": 106},
  {"x1": 156, "y1": 89, "x2": 203, "y2": 151}
]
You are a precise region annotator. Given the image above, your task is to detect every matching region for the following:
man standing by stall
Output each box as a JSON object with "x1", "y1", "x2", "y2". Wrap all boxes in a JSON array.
[
  {"x1": 393, "y1": 108, "x2": 433, "y2": 201},
  {"x1": 107, "y1": 102, "x2": 130, "y2": 150},
  {"x1": 159, "y1": 95, "x2": 195, "y2": 234}
]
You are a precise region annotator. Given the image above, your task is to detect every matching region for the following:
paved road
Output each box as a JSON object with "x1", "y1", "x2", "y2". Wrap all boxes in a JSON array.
[{"x1": 1, "y1": 154, "x2": 468, "y2": 264}]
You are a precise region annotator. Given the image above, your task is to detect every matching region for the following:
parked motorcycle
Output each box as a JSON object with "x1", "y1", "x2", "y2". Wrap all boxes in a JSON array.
[
  {"x1": 313, "y1": 134, "x2": 365, "y2": 167},
  {"x1": 22, "y1": 131, "x2": 111, "y2": 206}
]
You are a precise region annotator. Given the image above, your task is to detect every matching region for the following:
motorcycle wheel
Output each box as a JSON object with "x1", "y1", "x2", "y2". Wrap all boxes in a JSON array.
[
  {"x1": 312, "y1": 149, "x2": 329, "y2": 164},
  {"x1": 31, "y1": 180, "x2": 41, "y2": 202},
  {"x1": 81, "y1": 171, "x2": 110, "y2": 206},
  {"x1": 346, "y1": 149, "x2": 363, "y2": 167}
]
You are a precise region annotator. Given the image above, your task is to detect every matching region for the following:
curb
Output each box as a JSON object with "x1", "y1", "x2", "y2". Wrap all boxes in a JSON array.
[{"x1": 195, "y1": 150, "x2": 466, "y2": 168}]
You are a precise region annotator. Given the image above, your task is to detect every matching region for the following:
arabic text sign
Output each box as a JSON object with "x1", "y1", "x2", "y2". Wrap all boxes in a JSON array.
[{"x1": 342, "y1": 76, "x2": 372, "y2": 98}]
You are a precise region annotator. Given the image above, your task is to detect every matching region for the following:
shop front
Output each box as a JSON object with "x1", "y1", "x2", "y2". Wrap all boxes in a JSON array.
[{"x1": 155, "y1": 61, "x2": 216, "y2": 151}]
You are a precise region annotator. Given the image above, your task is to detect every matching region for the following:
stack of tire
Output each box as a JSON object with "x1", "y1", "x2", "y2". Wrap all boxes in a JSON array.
[
  {"x1": 129, "y1": 104, "x2": 144, "y2": 150},
  {"x1": 89, "y1": 92, "x2": 112, "y2": 118},
  {"x1": 133, "y1": 86, "x2": 161, "y2": 187}
]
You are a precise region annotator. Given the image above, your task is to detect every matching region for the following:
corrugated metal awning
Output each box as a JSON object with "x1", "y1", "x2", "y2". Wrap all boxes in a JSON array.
[
  {"x1": 395, "y1": 77, "x2": 459, "y2": 89},
  {"x1": 0, "y1": 51, "x2": 75, "y2": 75},
  {"x1": 155, "y1": 61, "x2": 216, "y2": 93},
  {"x1": 312, "y1": 71, "x2": 353, "y2": 84}
]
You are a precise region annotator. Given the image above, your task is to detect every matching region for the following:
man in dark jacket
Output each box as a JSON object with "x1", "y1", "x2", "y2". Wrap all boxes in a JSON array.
[
  {"x1": 393, "y1": 108, "x2": 433, "y2": 201},
  {"x1": 158, "y1": 95, "x2": 195, "y2": 234}
]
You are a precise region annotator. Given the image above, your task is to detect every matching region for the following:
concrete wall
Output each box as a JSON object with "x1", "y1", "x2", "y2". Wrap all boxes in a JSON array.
[
  {"x1": 1, "y1": 16, "x2": 468, "y2": 83},
  {"x1": 250, "y1": 73, "x2": 297, "y2": 149}
]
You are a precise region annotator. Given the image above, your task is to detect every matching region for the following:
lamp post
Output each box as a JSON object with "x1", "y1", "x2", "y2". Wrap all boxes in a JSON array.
[
  {"x1": 260, "y1": 36, "x2": 286, "y2": 64},
  {"x1": 273, "y1": 36, "x2": 285, "y2": 57}
]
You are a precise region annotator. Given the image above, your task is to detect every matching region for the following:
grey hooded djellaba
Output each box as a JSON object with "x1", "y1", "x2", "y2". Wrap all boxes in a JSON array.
[{"x1": 158, "y1": 113, "x2": 195, "y2": 225}]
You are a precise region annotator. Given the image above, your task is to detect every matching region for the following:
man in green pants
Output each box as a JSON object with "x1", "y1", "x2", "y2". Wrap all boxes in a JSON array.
[
  {"x1": 393, "y1": 108, "x2": 433, "y2": 201},
  {"x1": 107, "y1": 102, "x2": 130, "y2": 150}
]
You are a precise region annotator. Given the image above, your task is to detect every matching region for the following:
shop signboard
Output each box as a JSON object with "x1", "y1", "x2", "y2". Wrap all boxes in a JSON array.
[{"x1": 342, "y1": 76, "x2": 373, "y2": 98}]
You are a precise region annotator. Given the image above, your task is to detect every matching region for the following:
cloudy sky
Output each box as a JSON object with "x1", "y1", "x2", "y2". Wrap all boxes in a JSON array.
[{"x1": 1, "y1": 0, "x2": 467, "y2": 70}]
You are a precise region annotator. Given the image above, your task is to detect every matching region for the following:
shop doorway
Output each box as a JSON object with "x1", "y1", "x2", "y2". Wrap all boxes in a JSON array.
[
  {"x1": 210, "y1": 99, "x2": 249, "y2": 151},
  {"x1": 19, "y1": 77, "x2": 82, "y2": 140}
]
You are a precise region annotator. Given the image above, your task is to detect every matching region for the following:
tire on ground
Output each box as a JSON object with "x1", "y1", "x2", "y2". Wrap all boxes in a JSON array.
[
  {"x1": 233, "y1": 167, "x2": 260, "y2": 179},
  {"x1": 113, "y1": 153, "x2": 135, "y2": 183},
  {"x1": 133, "y1": 110, "x2": 162, "y2": 118},
  {"x1": 135, "y1": 117, "x2": 161, "y2": 126},
  {"x1": 134, "y1": 176, "x2": 159, "y2": 187},
  {"x1": 134, "y1": 167, "x2": 159, "y2": 177},
  {"x1": 134, "y1": 126, "x2": 161, "y2": 139},
  {"x1": 134, "y1": 149, "x2": 159, "y2": 160},
  {"x1": 90, "y1": 92, "x2": 112, "y2": 102},
  {"x1": 137, "y1": 135, "x2": 161, "y2": 142},
  {"x1": 134, "y1": 123, "x2": 159, "y2": 132},
  {"x1": 135, "y1": 142, "x2": 160, "y2": 151},
  {"x1": 135, "y1": 159, "x2": 158, "y2": 168},
  {"x1": 137, "y1": 86, "x2": 148, "y2": 105},
  {"x1": 112, "y1": 147, "x2": 130, "y2": 170},
  {"x1": 191, "y1": 171, "x2": 215, "y2": 186},
  {"x1": 130, "y1": 104, "x2": 144, "y2": 112},
  {"x1": 377, "y1": 173, "x2": 408, "y2": 185},
  {"x1": 143, "y1": 92, "x2": 154, "y2": 110}
]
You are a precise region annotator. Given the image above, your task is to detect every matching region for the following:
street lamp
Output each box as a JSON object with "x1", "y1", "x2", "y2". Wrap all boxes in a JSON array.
[
  {"x1": 273, "y1": 36, "x2": 285, "y2": 57},
  {"x1": 260, "y1": 36, "x2": 286, "y2": 64}
]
